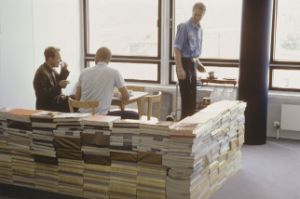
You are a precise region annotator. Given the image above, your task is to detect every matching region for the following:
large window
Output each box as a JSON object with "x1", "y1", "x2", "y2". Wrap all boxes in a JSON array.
[
  {"x1": 83, "y1": 0, "x2": 161, "y2": 83},
  {"x1": 271, "y1": 0, "x2": 300, "y2": 91}
]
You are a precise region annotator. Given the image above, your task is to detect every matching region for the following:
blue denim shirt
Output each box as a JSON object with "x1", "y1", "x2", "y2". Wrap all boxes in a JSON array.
[{"x1": 174, "y1": 18, "x2": 203, "y2": 58}]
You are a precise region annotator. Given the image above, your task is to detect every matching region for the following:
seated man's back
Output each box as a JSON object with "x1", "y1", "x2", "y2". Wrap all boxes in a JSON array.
[{"x1": 78, "y1": 61, "x2": 124, "y2": 114}]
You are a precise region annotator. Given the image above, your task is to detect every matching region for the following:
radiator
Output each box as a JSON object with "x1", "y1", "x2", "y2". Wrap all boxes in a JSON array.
[{"x1": 281, "y1": 104, "x2": 300, "y2": 131}]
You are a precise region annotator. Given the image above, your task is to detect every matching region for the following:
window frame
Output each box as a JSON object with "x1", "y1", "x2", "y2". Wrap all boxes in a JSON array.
[
  {"x1": 269, "y1": 0, "x2": 300, "y2": 91},
  {"x1": 83, "y1": 0, "x2": 162, "y2": 83}
]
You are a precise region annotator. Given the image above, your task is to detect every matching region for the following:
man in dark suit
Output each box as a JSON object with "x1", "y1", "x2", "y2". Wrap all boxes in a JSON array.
[{"x1": 33, "y1": 46, "x2": 70, "y2": 112}]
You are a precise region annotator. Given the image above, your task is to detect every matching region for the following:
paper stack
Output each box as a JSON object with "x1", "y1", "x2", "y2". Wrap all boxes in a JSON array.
[
  {"x1": 58, "y1": 158, "x2": 84, "y2": 197},
  {"x1": 35, "y1": 162, "x2": 58, "y2": 192},
  {"x1": 81, "y1": 115, "x2": 120, "y2": 198},
  {"x1": 164, "y1": 100, "x2": 246, "y2": 199},
  {"x1": 5, "y1": 109, "x2": 39, "y2": 188},
  {"x1": 0, "y1": 108, "x2": 12, "y2": 184},
  {"x1": 30, "y1": 111, "x2": 58, "y2": 164}
]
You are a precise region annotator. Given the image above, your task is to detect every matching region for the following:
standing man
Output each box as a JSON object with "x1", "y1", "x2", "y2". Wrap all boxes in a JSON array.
[
  {"x1": 33, "y1": 46, "x2": 70, "y2": 112},
  {"x1": 174, "y1": 2, "x2": 206, "y2": 120},
  {"x1": 75, "y1": 47, "x2": 139, "y2": 119}
]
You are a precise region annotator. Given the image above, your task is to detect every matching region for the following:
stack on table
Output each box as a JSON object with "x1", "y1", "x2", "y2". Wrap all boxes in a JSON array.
[
  {"x1": 81, "y1": 115, "x2": 120, "y2": 199},
  {"x1": 0, "y1": 100, "x2": 246, "y2": 199},
  {"x1": 5, "y1": 109, "x2": 39, "y2": 188},
  {"x1": 0, "y1": 108, "x2": 11, "y2": 184},
  {"x1": 53, "y1": 112, "x2": 90, "y2": 197},
  {"x1": 109, "y1": 120, "x2": 141, "y2": 199},
  {"x1": 30, "y1": 111, "x2": 59, "y2": 192},
  {"x1": 163, "y1": 100, "x2": 246, "y2": 199}
]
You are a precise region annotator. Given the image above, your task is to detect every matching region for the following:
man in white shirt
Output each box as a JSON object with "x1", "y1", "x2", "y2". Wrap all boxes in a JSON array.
[{"x1": 75, "y1": 47, "x2": 139, "y2": 119}]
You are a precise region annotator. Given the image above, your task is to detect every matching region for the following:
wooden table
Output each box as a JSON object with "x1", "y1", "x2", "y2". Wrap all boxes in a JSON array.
[
  {"x1": 111, "y1": 91, "x2": 148, "y2": 116},
  {"x1": 200, "y1": 78, "x2": 237, "y2": 87}
]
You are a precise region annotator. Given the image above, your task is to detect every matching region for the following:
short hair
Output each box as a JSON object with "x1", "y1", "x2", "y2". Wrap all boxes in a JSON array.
[
  {"x1": 95, "y1": 47, "x2": 112, "y2": 64},
  {"x1": 193, "y1": 2, "x2": 206, "y2": 12},
  {"x1": 44, "y1": 47, "x2": 60, "y2": 61}
]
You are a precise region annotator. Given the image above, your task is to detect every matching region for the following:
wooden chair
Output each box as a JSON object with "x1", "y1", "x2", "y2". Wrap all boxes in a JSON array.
[
  {"x1": 142, "y1": 91, "x2": 162, "y2": 121},
  {"x1": 68, "y1": 98, "x2": 99, "y2": 115}
]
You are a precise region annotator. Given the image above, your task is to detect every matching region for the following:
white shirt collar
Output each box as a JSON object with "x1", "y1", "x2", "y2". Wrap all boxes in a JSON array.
[{"x1": 96, "y1": 61, "x2": 108, "y2": 67}]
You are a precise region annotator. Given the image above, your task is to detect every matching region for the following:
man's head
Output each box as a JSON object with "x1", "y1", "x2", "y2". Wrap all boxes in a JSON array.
[
  {"x1": 192, "y1": 2, "x2": 206, "y2": 25},
  {"x1": 44, "y1": 46, "x2": 61, "y2": 68},
  {"x1": 95, "y1": 47, "x2": 112, "y2": 64}
]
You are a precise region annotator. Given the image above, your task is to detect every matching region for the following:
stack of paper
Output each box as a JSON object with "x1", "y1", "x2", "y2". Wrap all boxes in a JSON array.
[
  {"x1": 163, "y1": 101, "x2": 246, "y2": 199},
  {"x1": 35, "y1": 162, "x2": 58, "y2": 192},
  {"x1": 30, "y1": 111, "x2": 58, "y2": 164},
  {"x1": 83, "y1": 163, "x2": 110, "y2": 199},
  {"x1": 0, "y1": 108, "x2": 12, "y2": 184},
  {"x1": 58, "y1": 158, "x2": 84, "y2": 197},
  {"x1": 110, "y1": 160, "x2": 138, "y2": 199},
  {"x1": 81, "y1": 115, "x2": 120, "y2": 165},
  {"x1": 137, "y1": 163, "x2": 167, "y2": 199},
  {"x1": 5, "y1": 109, "x2": 39, "y2": 188}
]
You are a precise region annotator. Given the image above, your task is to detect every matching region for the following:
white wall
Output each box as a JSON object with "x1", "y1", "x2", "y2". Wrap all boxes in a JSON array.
[{"x1": 0, "y1": 0, "x2": 81, "y2": 109}]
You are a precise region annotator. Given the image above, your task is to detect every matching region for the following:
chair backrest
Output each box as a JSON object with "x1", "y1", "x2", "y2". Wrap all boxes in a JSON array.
[
  {"x1": 68, "y1": 98, "x2": 99, "y2": 115},
  {"x1": 126, "y1": 85, "x2": 145, "y2": 92},
  {"x1": 145, "y1": 91, "x2": 162, "y2": 120}
]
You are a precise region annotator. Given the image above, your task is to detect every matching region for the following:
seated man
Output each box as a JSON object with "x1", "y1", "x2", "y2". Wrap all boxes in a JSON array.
[
  {"x1": 75, "y1": 47, "x2": 139, "y2": 119},
  {"x1": 33, "y1": 46, "x2": 70, "y2": 112}
]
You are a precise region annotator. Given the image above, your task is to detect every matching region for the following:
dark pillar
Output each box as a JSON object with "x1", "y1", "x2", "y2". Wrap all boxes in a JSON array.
[{"x1": 238, "y1": 0, "x2": 273, "y2": 145}]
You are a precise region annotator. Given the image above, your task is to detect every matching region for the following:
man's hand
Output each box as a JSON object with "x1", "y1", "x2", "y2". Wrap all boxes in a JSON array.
[
  {"x1": 60, "y1": 61, "x2": 68, "y2": 70},
  {"x1": 176, "y1": 67, "x2": 186, "y2": 80},
  {"x1": 195, "y1": 60, "x2": 206, "y2": 73},
  {"x1": 58, "y1": 80, "x2": 69, "y2": 88}
]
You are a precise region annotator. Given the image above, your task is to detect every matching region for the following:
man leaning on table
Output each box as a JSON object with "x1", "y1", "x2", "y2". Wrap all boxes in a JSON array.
[{"x1": 75, "y1": 47, "x2": 139, "y2": 119}]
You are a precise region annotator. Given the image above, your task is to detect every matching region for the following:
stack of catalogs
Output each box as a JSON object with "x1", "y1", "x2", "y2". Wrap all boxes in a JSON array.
[
  {"x1": 135, "y1": 121, "x2": 173, "y2": 199},
  {"x1": 164, "y1": 101, "x2": 246, "y2": 199},
  {"x1": 53, "y1": 112, "x2": 90, "y2": 160},
  {"x1": 30, "y1": 111, "x2": 59, "y2": 192},
  {"x1": 35, "y1": 162, "x2": 58, "y2": 192},
  {"x1": 0, "y1": 108, "x2": 12, "y2": 184},
  {"x1": 81, "y1": 115, "x2": 120, "y2": 198},
  {"x1": 30, "y1": 111, "x2": 58, "y2": 164},
  {"x1": 5, "y1": 109, "x2": 39, "y2": 188},
  {"x1": 109, "y1": 120, "x2": 141, "y2": 199},
  {"x1": 53, "y1": 113, "x2": 89, "y2": 197},
  {"x1": 57, "y1": 158, "x2": 84, "y2": 197}
]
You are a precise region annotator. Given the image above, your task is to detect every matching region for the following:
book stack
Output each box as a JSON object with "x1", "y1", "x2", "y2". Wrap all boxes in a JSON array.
[
  {"x1": 58, "y1": 158, "x2": 84, "y2": 197},
  {"x1": 135, "y1": 121, "x2": 172, "y2": 199},
  {"x1": 81, "y1": 115, "x2": 120, "y2": 198},
  {"x1": 5, "y1": 109, "x2": 39, "y2": 188},
  {"x1": 137, "y1": 163, "x2": 167, "y2": 199},
  {"x1": 0, "y1": 108, "x2": 12, "y2": 184},
  {"x1": 163, "y1": 100, "x2": 246, "y2": 199},
  {"x1": 110, "y1": 160, "x2": 138, "y2": 199},
  {"x1": 30, "y1": 111, "x2": 58, "y2": 164},
  {"x1": 109, "y1": 120, "x2": 142, "y2": 199},
  {"x1": 53, "y1": 113, "x2": 90, "y2": 160},
  {"x1": 35, "y1": 162, "x2": 58, "y2": 193}
]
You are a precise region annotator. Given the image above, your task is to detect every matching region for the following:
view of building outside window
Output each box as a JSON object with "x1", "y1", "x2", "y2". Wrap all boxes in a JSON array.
[
  {"x1": 87, "y1": 61, "x2": 158, "y2": 81},
  {"x1": 174, "y1": 0, "x2": 242, "y2": 59},
  {"x1": 273, "y1": 0, "x2": 300, "y2": 89},
  {"x1": 87, "y1": 0, "x2": 158, "y2": 57}
]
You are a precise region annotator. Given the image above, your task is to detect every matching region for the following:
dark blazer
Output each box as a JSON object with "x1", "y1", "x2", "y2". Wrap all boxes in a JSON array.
[{"x1": 33, "y1": 63, "x2": 69, "y2": 111}]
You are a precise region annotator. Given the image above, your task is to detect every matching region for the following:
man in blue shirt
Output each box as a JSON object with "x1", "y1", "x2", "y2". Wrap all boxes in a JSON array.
[{"x1": 174, "y1": 2, "x2": 206, "y2": 119}]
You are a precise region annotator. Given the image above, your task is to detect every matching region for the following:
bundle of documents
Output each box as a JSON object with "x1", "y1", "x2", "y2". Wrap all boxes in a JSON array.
[
  {"x1": 35, "y1": 162, "x2": 58, "y2": 192},
  {"x1": 58, "y1": 158, "x2": 84, "y2": 197},
  {"x1": 30, "y1": 111, "x2": 58, "y2": 164},
  {"x1": 81, "y1": 115, "x2": 120, "y2": 165},
  {"x1": 164, "y1": 101, "x2": 246, "y2": 198},
  {"x1": 83, "y1": 163, "x2": 110, "y2": 199},
  {"x1": 5, "y1": 109, "x2": 38, "y2": 188}
]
